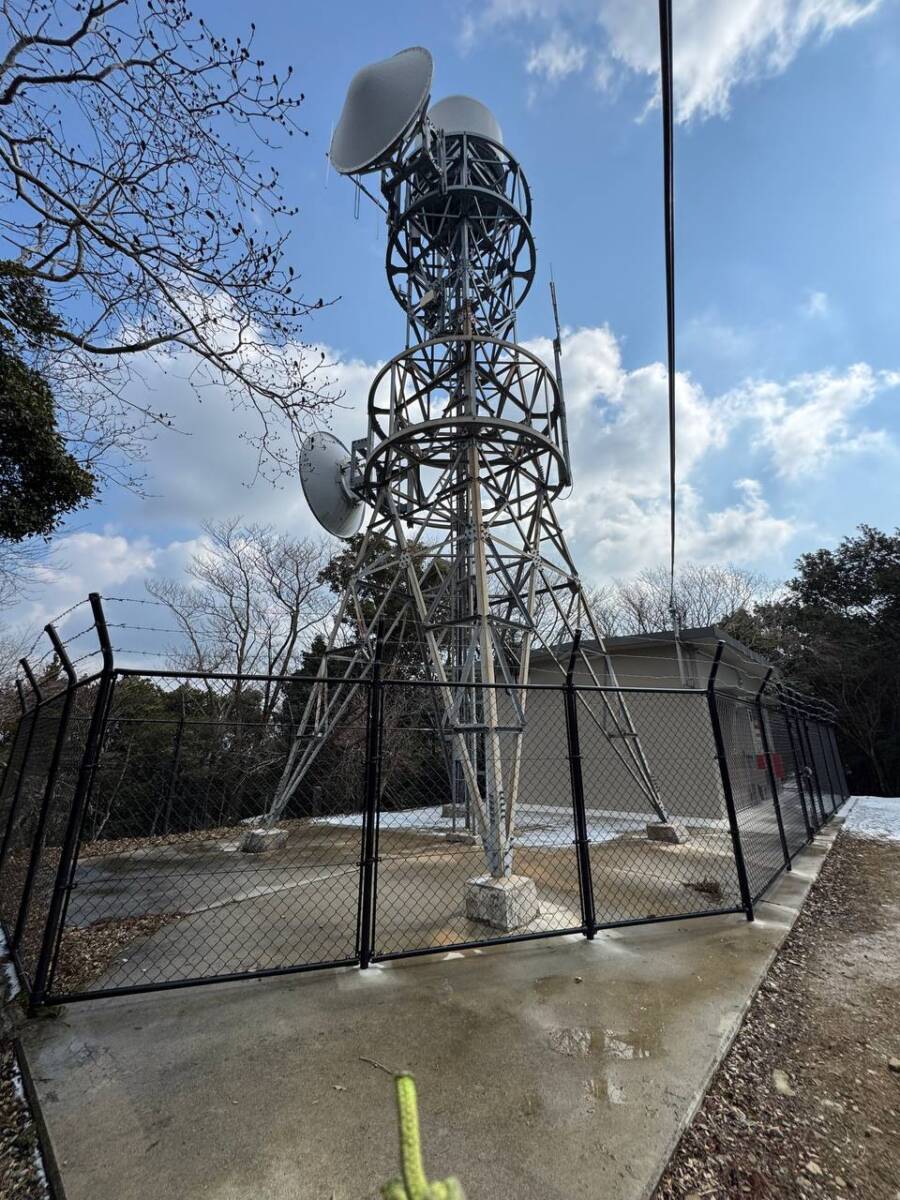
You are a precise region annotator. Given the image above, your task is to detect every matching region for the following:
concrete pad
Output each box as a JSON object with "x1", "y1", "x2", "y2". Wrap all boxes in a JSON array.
[
  {"x1": 238, "y1": 828, "x2": 288, "y2": 854},
  {"x1": 21, "y1": 821, "x2": 843, "y2": 1200},
  {"x1": 464, "y1": 874, "x2": 540, "y2": 930},
  {"x1": 645, "y1": 821, "x2": 688, "y2": 844}
]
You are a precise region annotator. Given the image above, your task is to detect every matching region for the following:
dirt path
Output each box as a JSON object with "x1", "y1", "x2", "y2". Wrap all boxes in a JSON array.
[{"x1": 654, "y1": 824, "x2": 900, "y2": 1199}]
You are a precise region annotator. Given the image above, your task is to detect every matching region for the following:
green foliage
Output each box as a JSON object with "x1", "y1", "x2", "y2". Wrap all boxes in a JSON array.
[
  {"x1": 0, "y1": 263, "x2": 60, "y2": 347},
  {"x1": 0, "y1": 265, "x2": 94, "y2": 540},
  {"x1": 727, "y1": 525, "x2": 900, "y2": 795},
  {"x1": 84, "y1": 676, "x2": 292, "y2": 841},
  {"x1": 318, "y1": 532, "x2": 450, "y2": 677}
]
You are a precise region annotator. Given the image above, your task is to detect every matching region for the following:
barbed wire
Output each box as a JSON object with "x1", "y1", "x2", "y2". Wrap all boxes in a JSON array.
[
  {"x1": 57, "y1": 621, "x2": 98, "y2": 647},
  {"x1": 112, "y1": 647, "x2": 174, "y2": 657},
  {"x1": 107, "y1": 622, "x2": 188, "y2": 636},
  {"x1": 11, "y1": 593, "x2": 837, "y2": 719},
  {"x1": 23, "y1": 598, "x2": 91, "y2": 659},
  {"x1": 102, "y1": 595, "x2": 170, "y2": 608},
  {"x1": 67, "y1": 649, "x2": 103, "y2": 671}
]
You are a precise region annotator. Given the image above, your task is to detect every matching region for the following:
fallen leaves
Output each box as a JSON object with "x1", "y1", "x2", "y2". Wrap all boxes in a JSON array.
[{"x1": 653, "y1": 832, "x2": 900, "y2": 1200}]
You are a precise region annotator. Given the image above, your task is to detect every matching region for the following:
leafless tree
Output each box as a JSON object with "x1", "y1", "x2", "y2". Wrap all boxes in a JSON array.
[
  {"x1": 587, "y1": 563, "x2": 777, "y2": 636},
  {"x1": 0, "y1": 537, "x2": 53, "y2": 608},
  {"x1": 0, "y1": 0, "x2": 339, "y2": 491},
  {"x1": 146, "y1": 517, "x2": 330, "y2": 720},
  {"x1": 0, "y1": 626, "x2": 28, "y2": 760}
]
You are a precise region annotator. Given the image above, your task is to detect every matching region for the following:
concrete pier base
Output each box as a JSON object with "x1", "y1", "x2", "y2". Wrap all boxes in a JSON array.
[
  {"x1": 464, "y1": 874, "x2": 540, "y2": 931},
  {"x1": 646, "y1": 821, "x2": 688, "y2": 845},
  {"x1": 239, "y1": 828, "x2": 289, "y2": 854}
]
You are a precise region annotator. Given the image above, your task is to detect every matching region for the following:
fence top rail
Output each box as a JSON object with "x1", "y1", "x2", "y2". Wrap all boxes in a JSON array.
[
  {"x1": 109, "y1": 665, "x2": 839, "y2": 711},
  {"x1": 113, "y1": 667, "x2": 371, "y2": 684},
  {"x1": 8, "y1": 669, "x2": 106, "y2": 714},
  {"x1": 100, "y1": 715, "x2": 369, "y2": 729},
  {"x1": 109, "y1": 671, "x2": 703, "y2": 699}
]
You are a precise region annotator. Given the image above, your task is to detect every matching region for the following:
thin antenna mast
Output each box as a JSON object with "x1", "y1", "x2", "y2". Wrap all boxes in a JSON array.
[{"x1": 549, "y1": 274, "x2": 572, "y2": 486}]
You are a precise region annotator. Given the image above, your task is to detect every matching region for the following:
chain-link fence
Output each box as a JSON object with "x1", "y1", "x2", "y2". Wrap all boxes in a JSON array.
[{"x1": 0, "y1": 596, "x2": 850, "y2": 1007}]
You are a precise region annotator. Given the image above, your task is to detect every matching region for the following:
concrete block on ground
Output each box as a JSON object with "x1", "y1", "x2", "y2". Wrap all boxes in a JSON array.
[
  {"x1": 239, "y1": 827, "x2": 289, "y2": 854},
  {"x1": 465, "y1": 874, "x2": 539, "y2": 931},
  {"x1": 646, "y1": 821, "x2": 688, "y2": 845},
  {"x1": 441, "y1": 803, "x2": 468, "y2": 819}
]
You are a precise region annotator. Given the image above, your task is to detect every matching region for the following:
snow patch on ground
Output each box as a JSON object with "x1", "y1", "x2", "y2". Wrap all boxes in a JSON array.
[
  {"x1": 313, "y1": 804, "x2": 727, "y2": 848},
  {"x1": 843, "y1": 796, "x2": 900, "y2": 842},
  {"x1": 0, "y1": 928, "x2": 20, "y2": 1000}
]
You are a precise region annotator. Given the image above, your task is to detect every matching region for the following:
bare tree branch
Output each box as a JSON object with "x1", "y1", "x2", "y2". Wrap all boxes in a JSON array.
[
  {"x1": 145, "y1": 517, "x2": 331, "y2": 721},
  {"x1": 586, "y1": 562, "x2": 778, "y2": 637},
  {"x1": 0, "y1": 0, "x2": 340, "y2": 493}
]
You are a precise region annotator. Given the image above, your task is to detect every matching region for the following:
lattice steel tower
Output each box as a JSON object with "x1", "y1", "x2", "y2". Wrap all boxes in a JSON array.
[{"x1": 270, "y1": 49, "x2": 668, "y2": 878}]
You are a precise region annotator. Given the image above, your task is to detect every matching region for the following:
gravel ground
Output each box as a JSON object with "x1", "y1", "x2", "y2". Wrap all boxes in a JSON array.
[
  {"x1": 654, "y1": 821, "x2": 900, "y2": 1199},
  {"x1": 0, "y1": 946, "x2": 49, "y2": 1200}
]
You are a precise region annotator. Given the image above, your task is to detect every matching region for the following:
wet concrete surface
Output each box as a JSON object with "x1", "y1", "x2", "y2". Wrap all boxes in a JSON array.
[
  {"x1": 20, "y1": 820, "x2": 841, "y2": 1200},
  {"x1": 64, "y1": 823, "x2": 747, "y2": 991}
]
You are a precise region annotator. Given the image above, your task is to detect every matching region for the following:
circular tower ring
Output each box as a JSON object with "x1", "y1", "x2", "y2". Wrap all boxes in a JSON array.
[
  {"x1": 363, "y1": 334, "x2": 566, "y2": 525},
  {"x1": 385, "y1": 186, "x2": 536, "y2": 336},
  {"x1": 384, "y1": 131, "x2": 536, "y2": 338}
]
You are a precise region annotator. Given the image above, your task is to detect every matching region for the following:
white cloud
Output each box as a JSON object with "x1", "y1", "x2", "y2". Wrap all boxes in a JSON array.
[
  {"x1": 526, "y1": 29, "x2": 588, "y2": 83},
  {"x1": 103, "y1": 347, "x2": 376, "y2": 535},
  {"x1": 525, "y1": 326, "x2": 797, "y2": 575},
  {"x1": 680, "y1": 311, "x2": 758, "y2": 367},
  {"x1": 11, "y1": 531, "x2": 204, "y2": 663},
  {"x1": 464, "y1": 0, "x2": 883, "y2": 122},
  {"x1": 722, "y1": 362, "x2": 897, "y2": 479},
  {"x1": 6, "y1": 323, "x2": 897, "y2": 645},
  {"x1": 801, "y1": 289, "x2": 830, "y2": 318},
  {"x1": 2, "y1": 344, "x2": 377, "y2": 648}
]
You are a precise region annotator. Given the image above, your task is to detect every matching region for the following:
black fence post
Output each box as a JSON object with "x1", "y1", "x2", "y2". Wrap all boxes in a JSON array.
[
  {"x1": 30, "y1": 594, "x2": 115, "y2": 1008},
  {"x1": 811, "y1": 719, "x2": 833, "y2": 815},
  {"x1": 829, "y1": 724, "x2": 850, "y2": 803},
  {"x1": 816, "y1": 720, "x2": 840, "y2": 816},
  {"x1": 0, "y1": 659, "x2": 43, "y2": 882},
  {"x1": 12, "y1": 626, "x2": 79, "y2": 952},
  {"x1": 706, "y1": 641, "x2": 754, "y2": 921},
  {"x1": 778, "y1": 689, "x2": 814, "y2": 842},
  {"x1": 0, "y1": 684, "x2": 33, "y2": 866},
  {"x1": 357, "y1": 625, "x2": 384, "y2": 970},
  {"x1": 755, "y1": 670, "x2": 791, "y2": 872},
  {"x1": 563, "y1": 632, "x2": 596, "y2": 938},
  {"x1": 799, "y1": 709, "x2": 826, "y2": 826},
  {"x1": 160, "y1": 714, "x2": 185, "y2": 836}
]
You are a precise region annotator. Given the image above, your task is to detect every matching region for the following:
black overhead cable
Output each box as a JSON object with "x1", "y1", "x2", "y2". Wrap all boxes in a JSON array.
[{"x1": 658, "y1": 0, "x2": 677, "y2": 616}]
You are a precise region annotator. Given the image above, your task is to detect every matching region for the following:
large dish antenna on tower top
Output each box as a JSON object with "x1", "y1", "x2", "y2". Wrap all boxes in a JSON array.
[
  {"x1": 329, "y1": 47, "x2": 433, "y2": 175},
  {"x1": 299, "y1": 432, "x2": 364, "y2": 539}
]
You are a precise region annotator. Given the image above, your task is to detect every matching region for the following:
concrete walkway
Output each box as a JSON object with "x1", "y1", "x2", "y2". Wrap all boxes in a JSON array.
[{"x1": 22, "y1": 820, "x2": 844, "y2": 1200}]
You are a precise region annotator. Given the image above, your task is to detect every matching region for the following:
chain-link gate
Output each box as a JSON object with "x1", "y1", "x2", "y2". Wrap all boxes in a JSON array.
[{"x1": 0, "y1": 595, "x2": 851, "y2": 1007}]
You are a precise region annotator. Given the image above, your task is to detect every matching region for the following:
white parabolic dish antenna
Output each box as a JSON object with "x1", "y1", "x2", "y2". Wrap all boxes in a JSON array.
[
  {"x1": 329, "y1": 46, "x2": 433, "y2": 175},
  {"x1": 299, "y1": 432, "x2": 364, "y2": 539}
]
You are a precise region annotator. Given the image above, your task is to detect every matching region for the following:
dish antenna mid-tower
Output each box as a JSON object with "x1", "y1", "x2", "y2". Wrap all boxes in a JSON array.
[{"x1": 273, "y1": 47, "x2": 673, "y2": 922}]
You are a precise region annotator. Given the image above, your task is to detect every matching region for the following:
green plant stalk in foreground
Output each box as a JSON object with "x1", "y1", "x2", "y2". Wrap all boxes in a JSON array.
[{"x1": 381, "y1": 1074, "x2": 465, "y2": 1200}]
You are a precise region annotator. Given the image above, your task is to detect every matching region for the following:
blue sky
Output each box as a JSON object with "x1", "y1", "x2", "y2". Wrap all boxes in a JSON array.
[{"x1": 11, "y1": 0, "x2": 900, "y2": 635}]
